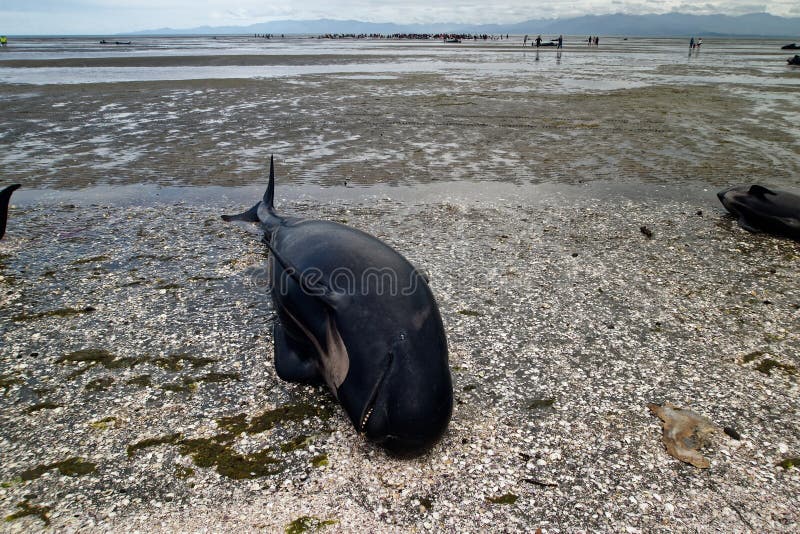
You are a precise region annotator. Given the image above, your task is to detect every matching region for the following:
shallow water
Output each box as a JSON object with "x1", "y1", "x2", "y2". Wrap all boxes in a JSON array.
[{"x1": 0, "y1": 36, "x2": 798, "y2": 192}]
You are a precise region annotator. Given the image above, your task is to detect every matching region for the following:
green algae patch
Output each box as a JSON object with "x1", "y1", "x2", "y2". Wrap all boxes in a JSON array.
[
  {"x1": 127, "y1": 431, "x2": 281, "y2": 479},
  {"x1": 754, "y1": 358, "x2": 796, "y2": 376},
  {"x1": 127, "y1": 433, "x2": 182, "y2": 457},
  {"x1": 1, "y1": 477, "x2": 23, "y2": 489},
  {"x1": 19, "y1": 457, "x2": 96, "y2": 481},
  {"x1": 528, "y1": 398, "x2": 556, "y2": 410},
  {"x1": 152, "y1": 353, "x2": 217, "y2": 371},
  {"x1": 778, "y1": 457, "x2": 800, "y2": 469},
  {"x1": 127, "y1": 403, "x2": 333, "y2": 479},
  {"x1": 85, "y1": 376, "x2": 115, "y2": 391},
  {"x1": 247, "y1": 402, "x2": 333, "y2": 435},
  {"x1": 457, "y1": 309, "x2": 482, "y2": 317},
  {"x1": 56, "y1": 349, "x2": 144, "y2": 376},
  {"x1": 13, "y1": 306, "x2": 96, "y2": 322},
  {"x1": 58, "y1": 349, "x2": 115, "y2": 366},
  {"x1": 127, "y1": 375, "x2": 152, "y2": 387},
  {"x1": 486, "y1": 493, "x2": 518, "y2": 505},
  {"x1": 4, "y1": 500, "x2": 51, "y2": 527},
  {"x1": 174, "y1": 465, "x2": 195, "y2": 479},
  {"x1": 285, "y1": 516, "x2": 337, "y2": 534},
  {"x1": 89, "y1": 416, "x2": 118, "y2": 430},
  {"x1": 26, "y1": 402, "x2": 61, "y2": 413},
  {"x1": 742, "y1": 351, "x2": 764, "y2": 363},
  {"x1": 197, "y1": 372, "x2": 240, "y2": 384},
  {"x1": 161, "y1": 380, "x2": 198, "y2": 393},
  {"x1": 178, "y1": 438, "x2": 282, "y2": 479},
  {"x1": 216, "y1": 413, "x2": 249, "y2": 438},
  {"x1": 311, "y1": 454, "x2": 329, "y2": 468},
  {"x1": 281, "y1": 435, "x2": 313, "y2": 453},
  {"x1": 72, "y1": 255, "x2": 110, "y2": 265}
]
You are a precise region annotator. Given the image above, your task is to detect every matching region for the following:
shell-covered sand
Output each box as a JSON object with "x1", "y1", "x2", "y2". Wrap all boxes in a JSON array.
[{"x1": 1, "y1": 38, "x2": 799, "y2": 532}]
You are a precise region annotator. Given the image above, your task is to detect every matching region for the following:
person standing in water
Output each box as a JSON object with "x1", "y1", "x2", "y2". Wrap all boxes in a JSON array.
[
  {"x1": 0, "y1": 36, "x2": 7, "y2": 47},
  {"x1": 535, "y1": 35, "x2": 542, "y2": 48},
  {"x1": 557, "y1": 35, "x2": 563, "y2": 49},
  {"x1": 689, "y1": 37, "x2": 695, "y2": 50}
]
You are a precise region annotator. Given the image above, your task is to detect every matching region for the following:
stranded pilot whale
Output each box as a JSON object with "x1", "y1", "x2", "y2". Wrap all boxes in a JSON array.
[
  {"x1": 1, "y1": 184, "x2": 21, "y2": 240},
  {"x1": 222, "y1": 158, "x2": 453, "y2": 456},
  {"x1": 717, "y1": 184, "x2": 800, "y2": 241}
]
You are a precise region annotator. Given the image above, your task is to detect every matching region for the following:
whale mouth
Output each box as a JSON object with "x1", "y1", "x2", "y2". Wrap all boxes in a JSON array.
[{"x1": 359, "y1": 351, "x2": 393, "y2": 433}]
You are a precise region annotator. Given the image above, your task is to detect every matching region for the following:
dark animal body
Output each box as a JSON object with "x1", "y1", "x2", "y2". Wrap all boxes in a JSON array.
[
  {"x1": 1, "y1": 184, "x2": 20, "y2": 240},
  {"x1": 717, "y1": 185, "x2": 800, "y2": 241},
  {"x1": 223, "y1": 158, "x2": 453, "y2": 456},
  {"x1": 781, "y1": 43, "x2": 798, "y2": 50},
  {"x1": 788, "y1": 55, "x2": 800, "y2": 66}
]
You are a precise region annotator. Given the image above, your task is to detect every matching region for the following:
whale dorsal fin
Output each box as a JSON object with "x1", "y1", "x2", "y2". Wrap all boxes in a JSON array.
[
  {"x1": 0, "y1": 184, "x2": 21, "y2": 240},
  {"x1": 749, "y1": 185, "x2": 776, "y2": 198},
  {"x1": 263, "y1": 155, "x2": 275, "y2": 211},
  {"x1": 221, "y1": 156, "x2": 281, "y2": 225},
  {"x1": 265, "y1": 241, "x2": 345, "y2": 310}
]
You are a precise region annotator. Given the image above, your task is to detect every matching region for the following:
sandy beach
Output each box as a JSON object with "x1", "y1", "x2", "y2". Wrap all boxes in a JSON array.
[{"x1": 1, "y1": 37, "x2": 799, "y2": 532}]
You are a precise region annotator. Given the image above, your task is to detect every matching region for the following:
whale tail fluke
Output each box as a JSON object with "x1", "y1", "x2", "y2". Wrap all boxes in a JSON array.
[
  {"x1": 1, "y1": 184, "x2": 21, "y2": 240},
  {"x1": 221, "y1": 202, "x2": 260, "y2": 223}
]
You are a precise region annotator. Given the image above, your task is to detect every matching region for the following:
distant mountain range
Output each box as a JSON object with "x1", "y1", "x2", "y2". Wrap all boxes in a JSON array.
[{"x1": 130, "y1": 13, "x2": 800, "y2": 37}]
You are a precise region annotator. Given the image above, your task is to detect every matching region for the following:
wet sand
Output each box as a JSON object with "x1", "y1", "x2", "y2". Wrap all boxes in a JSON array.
[{"x1": 1, "y1": 40, "x2": 800, "y2": 532}]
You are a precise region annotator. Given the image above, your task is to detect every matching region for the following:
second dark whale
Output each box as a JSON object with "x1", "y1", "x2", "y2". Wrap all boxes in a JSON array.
[{"x1": 717, "y1": 184, "x2": 800, "y2": 241}]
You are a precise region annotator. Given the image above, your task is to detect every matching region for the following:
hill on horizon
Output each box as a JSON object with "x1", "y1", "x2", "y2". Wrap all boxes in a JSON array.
[{"x1": 129, "y1": 13, "x2": 800, "y2": 38}]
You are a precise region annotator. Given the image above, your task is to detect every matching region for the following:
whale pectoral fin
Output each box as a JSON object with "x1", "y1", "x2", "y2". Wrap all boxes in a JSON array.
[
  {"x1": 737, "y1": 216, "x2": 762, "y2": 233},
  {"x1": 273, "y1": 321, "x2": 324, "y2": 385}
]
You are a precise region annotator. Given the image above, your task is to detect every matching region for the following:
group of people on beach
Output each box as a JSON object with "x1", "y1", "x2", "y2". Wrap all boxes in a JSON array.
[
  {"x1": 523, "y1": 35, "x2": 563, "y2": 48},
  {"x1": 317, "y1": 33, "x2": 510, "y2": 41},
  {"x1": 586, "y1": 36, "x2": 599, "y2": 46},
  {"x1": 689, "y1": 36, "x2": 703, "y2": 50}
]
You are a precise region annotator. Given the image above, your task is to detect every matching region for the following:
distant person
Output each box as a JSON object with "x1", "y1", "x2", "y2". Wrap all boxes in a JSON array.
[
  {"x1": 535, "y1": 35, "x2": 542, "y2": 48},
  {"x1": 557, "y1": 35, "x2": 563, "y2": 49},
  {"x1": 594, "y1": 36, "x2": 599, "y2": 46},
  {"x1": 587, "y1": 36, "x2": 592, "y2": 46},
  {"x1": 524, "y1": 34, "x2": 528, "y2": 47},
  {"x1": 697, "y1": 37, "x2": 702, "y2": 49},
  {"x1": 0, "y1": 36, "x2": 7, "y2": 47},
  {"x1": 690, "y1": 37, "x2": 695, "y2": 49}
]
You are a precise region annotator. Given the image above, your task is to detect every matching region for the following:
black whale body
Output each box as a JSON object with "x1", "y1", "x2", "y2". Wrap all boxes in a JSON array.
[
  {"x1": 717, "y1": 184, "x2": 800, "y2": 241},
  {"x1": 223, "y1": 159, "x2": 453, "y2": 456},
  {"x1": 1, "y1": 184, "x2": 20, "y2": 240}
]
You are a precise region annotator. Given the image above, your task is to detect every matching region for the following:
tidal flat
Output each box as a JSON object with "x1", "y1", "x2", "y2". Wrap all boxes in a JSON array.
[{"x1": 1, "y1": 37, "x2": 799, "y2": 531}]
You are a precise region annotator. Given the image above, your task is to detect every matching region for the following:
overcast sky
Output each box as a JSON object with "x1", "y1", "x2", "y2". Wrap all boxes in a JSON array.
[{"x1": 3, "y1": 1, "x2": 798, "y2": 35}]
